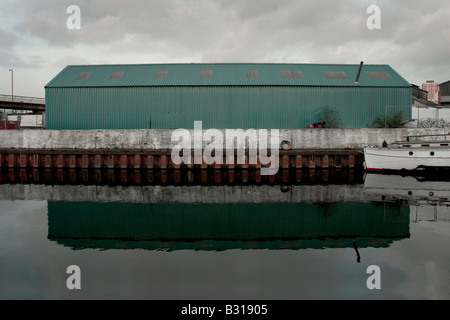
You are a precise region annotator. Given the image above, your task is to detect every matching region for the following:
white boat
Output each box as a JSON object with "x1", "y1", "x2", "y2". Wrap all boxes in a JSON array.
[{"x1": 364, "y1": 134, "x2": 450, "y2": 171}]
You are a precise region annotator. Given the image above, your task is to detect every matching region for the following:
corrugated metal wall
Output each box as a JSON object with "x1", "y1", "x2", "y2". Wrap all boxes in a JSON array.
[
  {"x1": 45, "y1": 86, "x2": 412, "y2": 129},
  {"x1": 441, "y1": 81, "x2": 450, "y2": 96},
  {"x1": 47, "y1": 201, "x2": 410, "y2": 240}
]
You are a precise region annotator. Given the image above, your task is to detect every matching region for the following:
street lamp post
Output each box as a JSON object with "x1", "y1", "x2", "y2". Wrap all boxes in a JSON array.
[
  {"x1": 10, "y1": 68, "x2": 14, "y2": 107},
  {"x1": 9, "y1": 69, "x2": 14, "y2": 129},
  {"x1": 3, "y1": 70, "x2": 13, "y2": 129}
]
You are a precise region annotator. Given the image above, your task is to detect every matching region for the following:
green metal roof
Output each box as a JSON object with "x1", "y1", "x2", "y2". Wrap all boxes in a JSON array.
[{"x1": 45, "y1": 63, "x2": 411, "y2": 88}]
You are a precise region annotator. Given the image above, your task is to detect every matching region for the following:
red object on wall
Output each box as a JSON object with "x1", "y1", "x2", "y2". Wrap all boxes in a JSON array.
[
  {"x1": 307, "y1": 122, "x2": 326, "y2": 129},
  {"x1": 0, "y1": 121, "x2": 18, "y2": 130}
]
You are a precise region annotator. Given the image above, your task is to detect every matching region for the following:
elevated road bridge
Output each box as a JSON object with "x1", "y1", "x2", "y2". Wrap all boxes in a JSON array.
[{"x1": 0, "y1": 94, "x2": 45, "y2": 112}]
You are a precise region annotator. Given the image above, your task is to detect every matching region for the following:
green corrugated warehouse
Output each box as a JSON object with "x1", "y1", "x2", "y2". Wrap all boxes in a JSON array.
[{"x1": 44, "y1": 62, "x2": 412, "y2": 129}]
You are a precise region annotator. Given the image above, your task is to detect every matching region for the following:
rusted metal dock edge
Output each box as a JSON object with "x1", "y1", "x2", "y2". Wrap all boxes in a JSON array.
[
  {"x1": 0, "y1": 149, "x2": 364, "y2": 170},
  {"x1": 2, "y1": 128, "x2": 445, "y2": 171}
]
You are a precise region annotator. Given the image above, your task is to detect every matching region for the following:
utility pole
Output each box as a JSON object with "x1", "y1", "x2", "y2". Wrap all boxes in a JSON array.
[
  {"x1": 9, "y1": 69, "x2": 13, "y2": 107},
  {"x1": 9, "y1": 69, "x2": 15, "y2": 129}
]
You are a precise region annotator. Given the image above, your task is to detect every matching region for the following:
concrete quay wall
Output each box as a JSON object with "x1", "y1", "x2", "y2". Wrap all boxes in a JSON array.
[
  {"x1": 0, "y1": 128, "x2": 446, "y2": 151},
  {"x1": 0, "y1": 128, "x2": 446, "y2": 170}
]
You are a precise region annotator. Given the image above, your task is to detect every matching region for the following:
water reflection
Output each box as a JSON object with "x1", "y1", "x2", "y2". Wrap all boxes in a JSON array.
[
  {"x1": 0, "y1": 167, "x2": 363, "y2": 186},
  {"x1": 2, "y1": 168, "x2": 449, "y2": 260},
  {"x1": 364, "y1": 172, "x2": 450, "y2": 206},
  {"x1": 47, "y1": 201, "x2": 410, "y2": 255}
]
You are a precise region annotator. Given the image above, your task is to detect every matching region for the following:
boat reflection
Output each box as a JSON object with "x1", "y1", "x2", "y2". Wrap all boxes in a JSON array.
[{"x1": 363, "y1": 172, "x2": 450, "y2": 206}]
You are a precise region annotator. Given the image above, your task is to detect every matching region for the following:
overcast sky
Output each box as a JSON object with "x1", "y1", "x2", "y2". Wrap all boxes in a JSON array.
[{"x1": 1, "y1": 0, "x2": 449, "y2": 98}]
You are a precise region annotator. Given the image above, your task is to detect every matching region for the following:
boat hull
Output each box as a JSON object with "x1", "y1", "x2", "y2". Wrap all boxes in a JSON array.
[{"x1": 364, "y1": 147, "x2": 450, "y2": 171}]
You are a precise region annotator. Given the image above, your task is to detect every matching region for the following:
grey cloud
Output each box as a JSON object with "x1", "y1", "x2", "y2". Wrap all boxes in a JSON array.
[
  {"x1": 18, "y1": 16, "x2": 78, "y2": 45},
  {"x1": 0, "y1": 28, "x2": 44, "y2": 68},
  {"x1": 51, "y1": 55, "x2": 93, "y2": 69},
  {"x1": 0, "y1": 28, "x2": 18, "y2": 47},
  {"x1": 13, "y1": 0, "x2": 448, "y2": 57},
  {"x1": 0, "y1": 50, "x2": 24, "y2": 68},
  {"x1": 201, "y1": 1, "x2": 371, "y2": 63},
  {"x1": 6, "y1": 0, "x2": 450, "y2": 89}
]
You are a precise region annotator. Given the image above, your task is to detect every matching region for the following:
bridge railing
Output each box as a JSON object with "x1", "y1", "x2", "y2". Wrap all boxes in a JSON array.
[{"x1": 0, "y1": 94, "x2": 45, "y2": 104}]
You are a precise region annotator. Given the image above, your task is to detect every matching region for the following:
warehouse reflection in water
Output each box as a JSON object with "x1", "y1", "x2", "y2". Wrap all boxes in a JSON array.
[
  {"x1": 0, "y1": 169, "x2": 407, "y2": 261},
  {"x1": 2, "y1": 168, "x2": 449, "y2": 300},
  {"x1": 47, "y1": 201, "x2": 410, "y2": 259},
  {"x1": 3, "y1": 168, "x2": 448, "y2": 262}
]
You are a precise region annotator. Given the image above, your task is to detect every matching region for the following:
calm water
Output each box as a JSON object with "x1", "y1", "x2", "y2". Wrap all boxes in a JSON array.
[{"x1": 0, "y1": 169, "x2": 449, "y2": 300}]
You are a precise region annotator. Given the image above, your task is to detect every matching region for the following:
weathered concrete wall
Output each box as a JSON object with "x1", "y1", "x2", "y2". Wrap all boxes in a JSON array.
[
  {"x1": 0, "y1": 183, "x2": 375, "y2": 203},
  {"x1": 0, "y1": 128, "x2": 447, "y2": 150},
  {"x1": 0, "y1": 182, "x2": 437, "y2": 205}
]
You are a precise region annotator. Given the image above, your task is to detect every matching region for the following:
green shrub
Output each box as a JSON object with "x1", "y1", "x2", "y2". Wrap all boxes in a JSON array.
[
  {"x1": 320, "y1": 106, "x2": 341, "y2": 128},
  {"x1": 371, "y1": 110, "x2": 406, "y2": 128}
]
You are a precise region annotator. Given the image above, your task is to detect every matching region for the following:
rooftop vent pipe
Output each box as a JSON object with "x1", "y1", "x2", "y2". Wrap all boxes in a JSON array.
[{"x1": 355, "y1": 61, "x2": 363, "y2": 84}]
